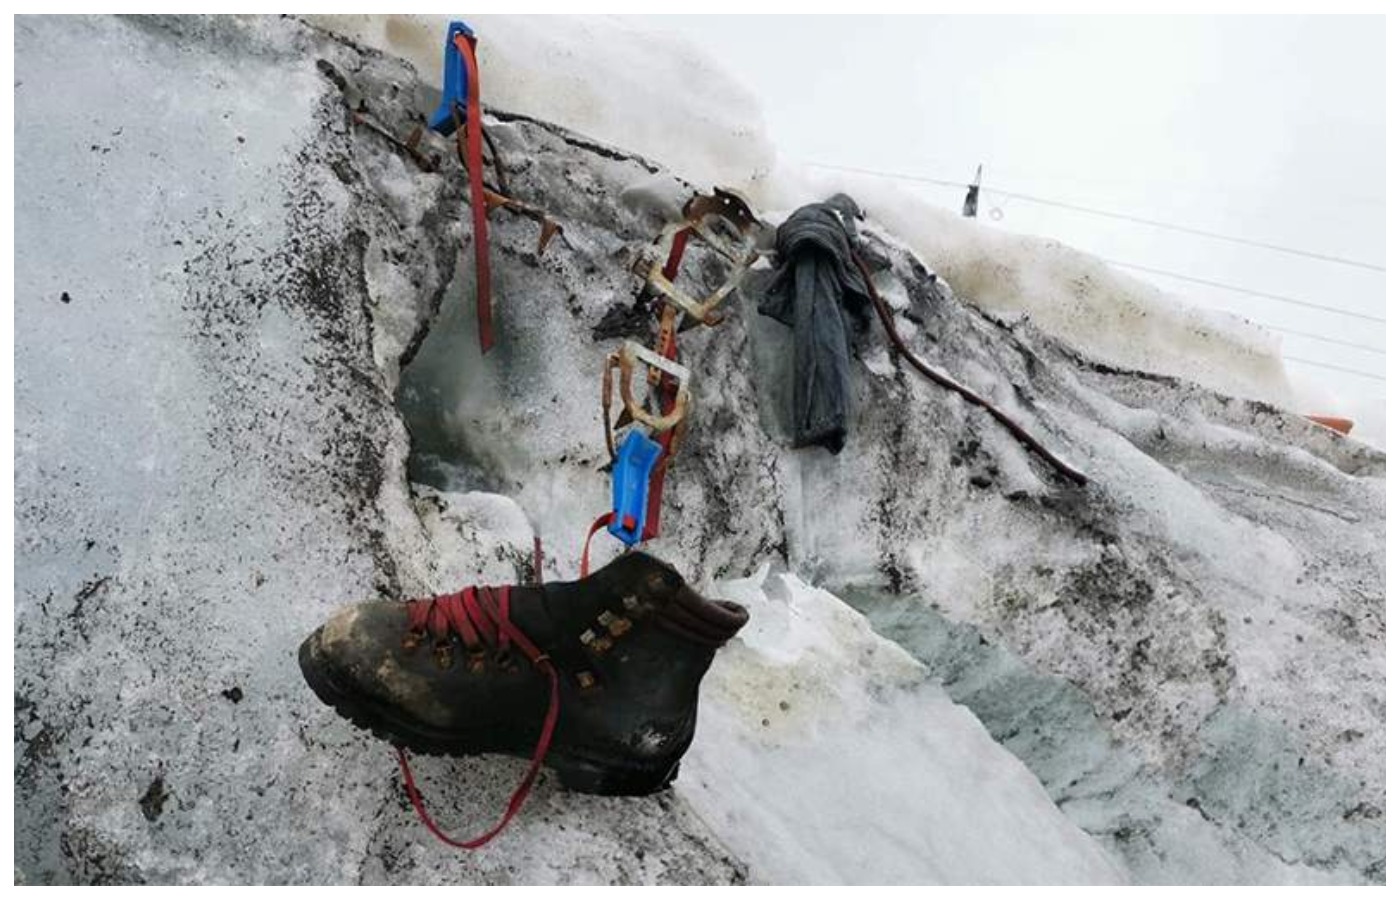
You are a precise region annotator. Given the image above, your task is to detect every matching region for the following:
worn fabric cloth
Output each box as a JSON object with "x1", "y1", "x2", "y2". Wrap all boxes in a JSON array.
[{"x1": 759, "y1": 195, "x2": 871, "y2": 453}]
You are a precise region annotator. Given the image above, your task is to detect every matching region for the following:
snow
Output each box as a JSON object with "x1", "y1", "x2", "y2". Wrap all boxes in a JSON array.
[
  {"x1": 307, "y1": 13, "x2": 775, "y2": 190},
  {"x1": 15, "y1": 14, "x2": 1384, "y2": 887}
]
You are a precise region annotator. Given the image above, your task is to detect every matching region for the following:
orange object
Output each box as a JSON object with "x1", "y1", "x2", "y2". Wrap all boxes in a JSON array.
[{"x1": 1305, "y1": 415, "x2": 1354, "y2": 435}]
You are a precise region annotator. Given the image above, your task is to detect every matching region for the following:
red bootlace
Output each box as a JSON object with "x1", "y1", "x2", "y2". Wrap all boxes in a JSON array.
[{"x1": 394, "y1": 585, "x2": 560, "y2": 849}]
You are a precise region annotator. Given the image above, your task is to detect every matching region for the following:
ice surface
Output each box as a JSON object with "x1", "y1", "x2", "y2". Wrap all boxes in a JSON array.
[
  {"x1": 14, "y1": 14, "x2": 1384, "y2": 886},
  {"x1": 681, "y1": 567, "x2": 1127, "y2": 884}
]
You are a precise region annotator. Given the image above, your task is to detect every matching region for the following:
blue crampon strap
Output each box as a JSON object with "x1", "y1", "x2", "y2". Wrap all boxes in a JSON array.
[
  {"x1": 429, "y1": 20, "x2": 476, "y2": 136},
  {"x1": 609, "y1": 429, "x2": 663, "y2": 547}
]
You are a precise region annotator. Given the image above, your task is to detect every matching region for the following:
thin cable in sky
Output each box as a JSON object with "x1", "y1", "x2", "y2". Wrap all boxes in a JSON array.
[
  {"x1": 804, "y1": 160, "x2": 968, "y2": 190},
  {"x1": 1253, "y1": 323, "x2": 1384, "y2": 356},
  {"x1": 803, "y1": 161, "x2": 1385, "y2": 273},
  {"x1": 1105, "y1": 260, "x2": 1385, "y2": 324},
  {"x1": 988, "y1": 189, "x2": 1385, "y2": 273},
  {"x1": 1282, "y1": 356, "x2": 1384, "y2": 381}
]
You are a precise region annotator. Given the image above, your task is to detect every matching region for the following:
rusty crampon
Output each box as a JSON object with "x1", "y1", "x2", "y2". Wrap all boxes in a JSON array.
[
  {"x1": 602, "y1": 187, "x2": 764, "y2": 453},
  {"x1": 449, "y1": 105, "x2": 564, "y2": 259},
  {"x1": 631, "y1": 187, "x2": 764, "y2": 328},
  {"x1": 343, "y1": 91, "x2": 564, "y2": 262},
  {"x1": 585, "y1": 188, "x2": 765, "y2": 550},
  {"x1": 601, "y1": 340, "x2": 692, "y2": 461}
]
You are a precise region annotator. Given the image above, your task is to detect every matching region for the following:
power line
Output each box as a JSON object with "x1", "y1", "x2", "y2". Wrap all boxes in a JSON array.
[
  {"x1": 803, "y1": 160, "x2": 1385, "y2": 272},
  {"x1": 1256, "y1": 323, "x2": 1384, "y2": 355},
  {"x1": 985, "y1": 166, "x2": 1384, "y2": 209},
  {"x1": 1283, "y1": 356, "x2": 1384, "y2": 382},
  {"x1": 804, "y1": 160, "x2": 968, "y2": 191},
  {"x1": 1105, "y1": 259, "x2": 1385, "y2": 323},
  {"x1": 987, "y1": 188, "x2": 1385, "y2": 273}
]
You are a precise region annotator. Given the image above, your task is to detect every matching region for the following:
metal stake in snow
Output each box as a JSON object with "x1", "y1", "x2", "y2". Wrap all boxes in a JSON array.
[{"x1": 962, "y1": 164, "x2": 982, "y2": 218}]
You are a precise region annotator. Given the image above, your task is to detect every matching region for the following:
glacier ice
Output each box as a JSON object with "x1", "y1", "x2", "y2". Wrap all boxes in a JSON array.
[{"x1": 14, "y1": 14, "x2": 1384, "y2": 886}]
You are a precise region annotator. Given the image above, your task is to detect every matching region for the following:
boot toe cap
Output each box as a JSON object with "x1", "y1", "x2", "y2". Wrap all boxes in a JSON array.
[{"x1": 300, "y1": 601, "x2": 458, "y2": 729}]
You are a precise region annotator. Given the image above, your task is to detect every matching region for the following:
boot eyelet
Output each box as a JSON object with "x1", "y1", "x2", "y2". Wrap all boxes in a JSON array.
[
  {"x1": 579, "y1": 628, "x2": 597, "y2": 645},
  {"x1": 493, "y1": 648, "x2": 515, "y2": 670},
  {"x1": 401, "y1": 629, "x2": 426, "y2": 652},
  {"x1": 607, "y1": 617, "x2": 632, "y2": 637},
  {"x1": 433, "y1": 640, "x2": 454, "y2": 670},
  {"x1": 621, "y1": 595, "x2": 639, "y2": 611}
]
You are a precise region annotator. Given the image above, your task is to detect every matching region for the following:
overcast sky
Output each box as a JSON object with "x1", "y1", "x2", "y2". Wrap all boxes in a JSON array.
[{"x1": 642, "y1": 15, "x2": 1385, "y2": 410}]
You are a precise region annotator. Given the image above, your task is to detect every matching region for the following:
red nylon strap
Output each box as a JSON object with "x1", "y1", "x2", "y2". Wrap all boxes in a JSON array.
[
  {"x1": 580, "y1": 512, "x2": 614, "y2": 577},
  {"x1": 395, "y1": 585, "x2": 560, "y2": 849},
  {"x1": 642, "y1": 405, "x2": 679, "y2": 541},
  {"x1": 494, "y1": 587, "x2": 511, "y2": 652},
  {"x1": 409, "y1": 587, "x2": 482, "y2": 648},
  {"x1": 662, "y1": 229, "x2": 691, "y2": 283},
  {"x1": 655, "y1": 229, "x2": 690, "y2": 364},
  {"x1": 642, "y1": 228, "x2": 692, "y2": 541},
  {"x1": 396, "y1": 667, "x2": 558, "y2": 849},
  {"x1": 452, "y1": 32, "x2": 494, "y2": 353},
  {"x1": 462, "y1": 587, "x2": 496, "y2": 644},
  {"x1": 473, "y1": 586, "x2": 548, "y2": 664}
]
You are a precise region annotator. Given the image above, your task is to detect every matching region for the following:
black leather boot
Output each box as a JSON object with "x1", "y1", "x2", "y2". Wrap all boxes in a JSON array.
[{"x1": 298, "y1": 551, "x2": 748, "y2": 796}]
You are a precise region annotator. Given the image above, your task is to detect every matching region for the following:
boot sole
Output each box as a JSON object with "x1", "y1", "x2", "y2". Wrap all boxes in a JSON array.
[{"x1": 298, "y1": 627, "x2": 681, "y2": 796}]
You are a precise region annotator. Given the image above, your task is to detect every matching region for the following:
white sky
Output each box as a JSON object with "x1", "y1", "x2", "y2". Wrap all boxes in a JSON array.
[{"x1": 642, "y1": 15, "x2": 1386, "y2": 407}]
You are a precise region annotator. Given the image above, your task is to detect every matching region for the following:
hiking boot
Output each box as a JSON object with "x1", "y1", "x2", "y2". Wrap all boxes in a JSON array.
[{"x1": 298, "y1": 551, "x2": 748, "y2": 796}]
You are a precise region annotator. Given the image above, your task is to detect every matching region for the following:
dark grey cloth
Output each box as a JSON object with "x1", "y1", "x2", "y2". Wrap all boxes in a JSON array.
[{"x1": 759, "y1": 196, "x2": 871, "y2": 454}]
